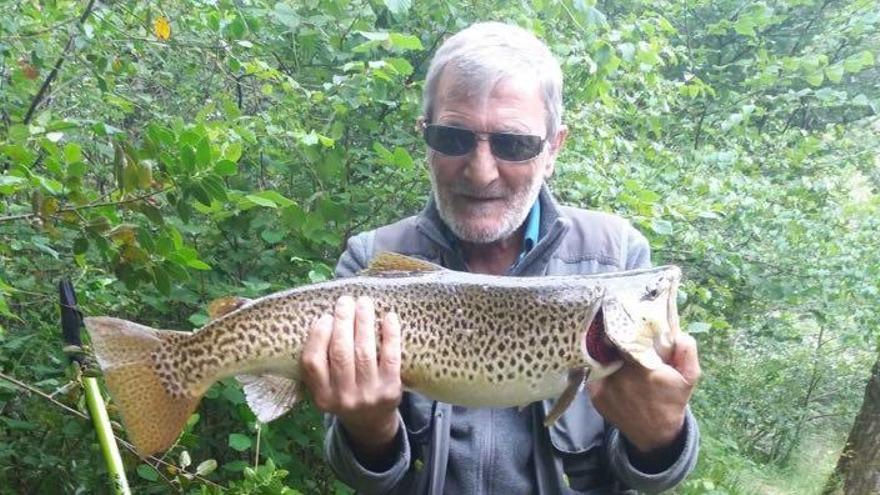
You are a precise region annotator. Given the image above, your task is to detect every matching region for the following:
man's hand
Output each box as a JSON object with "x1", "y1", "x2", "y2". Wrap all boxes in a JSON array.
[
  {"x1": 587, "y1": 333, "x2": 701, "y2": 461},
  {"x1": 301, "y1": 295, "x2": 403, "y2": 468}
]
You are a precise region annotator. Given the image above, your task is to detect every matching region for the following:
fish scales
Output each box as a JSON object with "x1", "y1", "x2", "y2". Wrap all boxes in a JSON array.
[
  {"x1": 168, "y1": 273, "x2": 601, "y2": 404},
  {"x1": 84, "y1": 252, "x2": 683, "y2": 456}
]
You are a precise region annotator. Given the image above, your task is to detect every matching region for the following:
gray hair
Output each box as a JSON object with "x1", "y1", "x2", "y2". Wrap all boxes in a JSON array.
[{"x1": 422, "y1": 22, "x2": 564, "y2": 139}]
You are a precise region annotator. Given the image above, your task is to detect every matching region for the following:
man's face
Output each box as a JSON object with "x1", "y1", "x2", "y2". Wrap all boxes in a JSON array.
[{"x1": 427, "y1": 70, "x2": 565, "y2": 244}]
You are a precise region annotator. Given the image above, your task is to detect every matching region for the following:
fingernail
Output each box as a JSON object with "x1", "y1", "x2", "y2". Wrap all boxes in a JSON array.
[{"x1": 336, "y1": 295, "x2": 354, "y2": 314}]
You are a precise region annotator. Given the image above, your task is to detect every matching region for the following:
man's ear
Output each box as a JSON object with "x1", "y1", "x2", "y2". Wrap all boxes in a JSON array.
[
  {"x1": 415, "y1": 115, "x2": 426, "y2": 133},
  {"x1": 544, "y1": 124, "x2": 568, "y2": 179}
]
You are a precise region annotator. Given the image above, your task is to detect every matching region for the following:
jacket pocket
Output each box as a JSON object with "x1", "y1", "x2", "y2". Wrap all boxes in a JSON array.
[
  {"x1": 400, "y1": 392, "x2": 436, "y2": 446},
  {"x1": 544, "y1": 391, "x2": 610, "y2": 491}
]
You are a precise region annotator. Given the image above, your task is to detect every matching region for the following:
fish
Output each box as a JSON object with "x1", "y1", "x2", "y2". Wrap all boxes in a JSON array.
[{"x1": 84, "y1": 252, "x2": 683, "y2": 457}]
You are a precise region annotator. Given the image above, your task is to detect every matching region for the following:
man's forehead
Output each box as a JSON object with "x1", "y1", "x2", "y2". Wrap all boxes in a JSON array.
[
  {"x1": 433, "y1": 67, "x2": 545, "y2": 129},
  {"x1": 437, "y1": 65, "x2": 542, "y2": 102}
]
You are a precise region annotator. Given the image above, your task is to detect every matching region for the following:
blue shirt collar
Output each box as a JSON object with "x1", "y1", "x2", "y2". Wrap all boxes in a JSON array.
[
  {"x1": 441, "y1": 199, "x2": 543, "y2": 254},
  {"x1": 520, "y1": 198, "x2": 541, "y2": 257}
]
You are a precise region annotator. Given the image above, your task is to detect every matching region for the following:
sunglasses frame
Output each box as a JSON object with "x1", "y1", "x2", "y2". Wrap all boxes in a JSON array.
[{"x1": 420, "y1": 122, "x2": 548, "y2": 163}]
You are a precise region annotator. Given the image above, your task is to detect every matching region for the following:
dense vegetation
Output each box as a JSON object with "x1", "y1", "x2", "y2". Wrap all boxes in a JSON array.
[{"x1": 1, "y1": 0, "x2": 877, "y2": 493}]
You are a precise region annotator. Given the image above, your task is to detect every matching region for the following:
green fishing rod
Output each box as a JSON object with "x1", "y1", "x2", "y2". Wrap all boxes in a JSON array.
[{"x1": 60, "y1": 280, "x2": 131, "y2": 495}]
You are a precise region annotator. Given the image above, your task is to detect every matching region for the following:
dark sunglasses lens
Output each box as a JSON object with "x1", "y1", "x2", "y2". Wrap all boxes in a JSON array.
[
  {"x1": 491, "y1": 133, "x2": 543, "y2": 161},
  {"x1": 424, "y1": 126, "x2": 475, "y2": 156}
]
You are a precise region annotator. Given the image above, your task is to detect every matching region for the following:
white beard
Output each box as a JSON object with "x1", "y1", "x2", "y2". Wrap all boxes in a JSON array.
[{"x1": 430, "y1": 167, "x2": 544, "y2": 244}]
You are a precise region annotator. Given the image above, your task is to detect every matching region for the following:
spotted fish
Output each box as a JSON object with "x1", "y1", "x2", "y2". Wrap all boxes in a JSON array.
[{"x1": 84, "y1": 252, "x2": 682, "y2": 456}]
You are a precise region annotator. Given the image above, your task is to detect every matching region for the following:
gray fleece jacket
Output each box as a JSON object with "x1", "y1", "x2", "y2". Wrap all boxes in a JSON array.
[{"x1": 325, "y1": 185, "x2": 699, "y2": 494}]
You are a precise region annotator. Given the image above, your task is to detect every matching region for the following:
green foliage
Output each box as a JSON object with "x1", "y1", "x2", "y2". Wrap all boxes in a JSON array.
[{"x1": 1, "y1": 0, "x2": 878, "y2": 493}]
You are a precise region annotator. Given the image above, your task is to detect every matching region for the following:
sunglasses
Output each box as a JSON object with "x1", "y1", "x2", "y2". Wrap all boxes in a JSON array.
[{"x1": 421, "y1": 123, "x2": 547, "y2": 162}]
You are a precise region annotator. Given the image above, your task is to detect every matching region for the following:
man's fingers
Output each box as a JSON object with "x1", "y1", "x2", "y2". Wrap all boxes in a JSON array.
[
  {"x1": 301, "y1": 314, "x2": 333, "y2": 406},
  {"x1": 329, "y1": 295, "x2": 357, "y2": 390},
  {"x1": 354, "y1": 296, "x2": 379, "y2": 386},
  {"x1": 379, "y1": 311, "x2": 402, "y2": 381},
  {"x1": 672, "y1": 333, "x2": 701, "y2": 385}
]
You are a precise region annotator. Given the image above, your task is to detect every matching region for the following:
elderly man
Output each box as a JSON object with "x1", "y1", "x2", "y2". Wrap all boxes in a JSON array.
[{"x1": 301, "y1": 22, "x2": 700, "y2": 494}]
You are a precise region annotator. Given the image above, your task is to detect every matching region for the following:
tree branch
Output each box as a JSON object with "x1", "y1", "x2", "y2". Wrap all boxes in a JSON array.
[
  {"x1": 0, "y1": 187, "x2": 171, "y2": 224},
  {"x1": 0, "y1": 371, "x2": 221, "y2": 488},
  {"x1": 23, "y1": 0, "x2": 97, "y2": 125}
]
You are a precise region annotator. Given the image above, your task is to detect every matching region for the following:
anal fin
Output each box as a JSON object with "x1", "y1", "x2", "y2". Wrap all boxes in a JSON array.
[
  {"x1": 543, "y1": 368, "x2": 590, "y2": 427},
  {"x1": 236, "y1": 374, "x2": 300, "y2": 423}
]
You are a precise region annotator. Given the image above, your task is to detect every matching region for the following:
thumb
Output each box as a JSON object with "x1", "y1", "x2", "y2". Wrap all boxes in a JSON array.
[{"x1": 671, "y1": 333, "x2": 701, "y2": 386}]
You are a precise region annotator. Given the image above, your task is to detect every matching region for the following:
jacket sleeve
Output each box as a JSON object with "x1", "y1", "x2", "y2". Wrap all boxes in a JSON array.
[
  {"x1": 605, "y1": 222, "x2": 700, "y2": 492},
  {"x1": 324, "y1": 413, "x2": 413, "y2": 495},
  {"x1": 606, "y1": 407, "x2": 700, "y2": 493},
  {"x1": 323, "y1": 230, "x2": 414, "y2": 494},
  {"x1": 624, "y1": 223, "x2": 652, "y2": 270}
]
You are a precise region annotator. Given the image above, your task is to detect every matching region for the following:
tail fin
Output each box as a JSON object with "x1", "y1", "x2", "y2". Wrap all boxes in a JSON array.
[{"x1": 84, "y1": 316, "x2": 199, "y2": 457}]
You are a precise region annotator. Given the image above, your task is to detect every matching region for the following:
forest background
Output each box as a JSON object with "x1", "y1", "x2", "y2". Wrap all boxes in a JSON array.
[{"x1": 0, "y1": 0, "x2": 878, "y2": 493}]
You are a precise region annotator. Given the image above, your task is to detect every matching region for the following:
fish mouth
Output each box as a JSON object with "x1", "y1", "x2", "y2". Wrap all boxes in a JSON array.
[{"x1": 584, "y1": 308, "x2": 620, "y2": 365}]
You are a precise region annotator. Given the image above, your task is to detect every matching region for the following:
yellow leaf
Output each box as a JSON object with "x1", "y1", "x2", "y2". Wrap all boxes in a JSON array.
[{"x1": 154, "y1": 16, "x2": 171, "y2": 41}]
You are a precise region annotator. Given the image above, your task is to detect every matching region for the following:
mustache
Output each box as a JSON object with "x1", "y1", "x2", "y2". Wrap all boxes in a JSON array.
[{"x1": 448, "y1": 182, "x2": 511, "y2": 199}]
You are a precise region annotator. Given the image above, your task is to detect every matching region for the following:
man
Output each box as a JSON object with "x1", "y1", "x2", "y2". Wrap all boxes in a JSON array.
[{"x1": 301, "y1": 22, "x2": 701, "y2": 494}]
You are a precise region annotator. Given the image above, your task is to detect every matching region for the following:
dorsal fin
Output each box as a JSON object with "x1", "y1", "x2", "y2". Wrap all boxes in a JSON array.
[
  {"x1": 361, "y1": 252, "x2": 445, "y2": 276},
  {"x1": 207, "y1": 296, "x2": 252, "y2": 320}
]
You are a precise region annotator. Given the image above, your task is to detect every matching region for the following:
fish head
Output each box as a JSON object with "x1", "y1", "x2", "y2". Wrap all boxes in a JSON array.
[{"x1": 583, "y1": 266, "x2": 682, "y2": 380}]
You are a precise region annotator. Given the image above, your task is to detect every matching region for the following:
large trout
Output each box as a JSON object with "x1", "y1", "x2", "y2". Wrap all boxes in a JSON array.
[{"x1": 85, "y1": 252, "x2": 683, "y2": 456}]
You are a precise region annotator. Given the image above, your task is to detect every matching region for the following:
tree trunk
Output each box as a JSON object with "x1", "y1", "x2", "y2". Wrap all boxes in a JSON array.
[{"x1": 826, "y1": 351, "x2": 880, "y2": 494}]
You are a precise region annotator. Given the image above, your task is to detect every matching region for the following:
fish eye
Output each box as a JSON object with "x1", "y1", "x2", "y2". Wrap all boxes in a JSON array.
[{"x1": 642, "y1": 287, "x2": 661, "y2": 300}]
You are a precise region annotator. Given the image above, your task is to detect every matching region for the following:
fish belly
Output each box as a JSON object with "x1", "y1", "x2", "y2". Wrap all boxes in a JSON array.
[{"x1": 407, "y1": 368, "x2": 570, "y2": 408}]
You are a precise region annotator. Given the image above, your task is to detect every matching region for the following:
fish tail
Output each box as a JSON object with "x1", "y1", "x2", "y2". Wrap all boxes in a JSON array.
[{"x1": 84, "y1": 316, "x2": 199, "y2": 457}]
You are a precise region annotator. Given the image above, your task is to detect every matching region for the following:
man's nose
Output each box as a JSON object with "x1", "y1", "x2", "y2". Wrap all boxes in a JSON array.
[{"x1": 462, "y1": 139, "x2": 499, "y2": 185}]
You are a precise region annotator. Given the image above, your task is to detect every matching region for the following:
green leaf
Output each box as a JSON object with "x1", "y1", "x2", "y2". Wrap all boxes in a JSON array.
[
  {"x1": 152, "y1": 266, "x2": 172, "y2": 295},
  {"x1": 733, "y1": 16, "x2": 756, "y2": 37},
  {"x1": 37, "y1": 176, "x2": 64, "y2": 195},
  {"x1": 245, "y1": 194, "x2": 278, "y2": 208},
  {"x1": 805, "y1": 69, "x2": 824, "y2": 87},
  {"x1": 137, "y1": 464, "x2": 160, "y2": 481},
  {"x1": 824, "y1": 63, "x2": 844, "y2": 83},
  {"x1": 0, "y1": 176, "x2": 28, "y2": 195},
  {"x1": 196, "y1": 459, "x2": 218, "y2": 476},
  {"x1": 383, "y1": 0, "x2": 411, "y2": 15},
  {"x1": 843, "y1": 50, "x2": 874, "y2": 73},
  {"x1": 186, "y1": 259, "x2": 212, "y2": 270},
  {"x1": 196, "y1": 138, "x2": 211, "y2": 168},
  {"x1": 388, "y1": 33, "x2": 422, "y2": 51},
  {"x1": 162, "y1": 261, "x2": 191, "y2": 282},
  {"x1": 273, "y1": 3, "x2": 300, "y2": 29},
  {"x1": 214, "y1": 159, "x2": 238, "y2": 176},
  {"x1": 261, "y1": 230, "x2": 284, "y2": 243},
  {"x1": 201, "y1": 174, "x2": 228, "y2": 202},
  {"x1": 393, "y1": 147, "x2": 413, "y2": 169},
  {"x1": 650, "y1": 219, "x2": 673, "y2": 236},
  {"x1": 228, "y1": 433, "x2": 252, "y2": 451},
  {"x1": 73, "y1": 237, "x2": 89, "y2": 255},
  {"x1": 224, "y1": 142, "x2": 242, "y2": 162},
  {"x1": 68, "y1": 161, "x2": 86, "y2": 178},
  {"x1": 251, "y1": 190, "x2": 295, "y2": 207},
  {"x1": 191, "y1": 183, "x2": 213, "y2": 206},
  {"x1": 687, "y1": 322, "x2": 712, "y2": 334},
  {"x1": 180, "y1": 144, "x2": 196, "y2": 173},
  {"x1": 63, "y1": 143, "x2": 82, "y2": 163},
  {"x1": 138, "y1": 203, "x2": 165, "y2": 225},
  {"x1": 386, "y1": 57, "x2": 413, "y2": 75}
]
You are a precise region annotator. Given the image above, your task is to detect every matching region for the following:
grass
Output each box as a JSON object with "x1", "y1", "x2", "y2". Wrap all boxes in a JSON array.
[{"x1": 675, "y1": 429, "x2": 845, "y2": 495}]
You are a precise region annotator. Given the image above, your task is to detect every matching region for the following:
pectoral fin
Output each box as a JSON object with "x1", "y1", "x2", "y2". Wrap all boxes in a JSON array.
[
  {"x1": 236, "y1": 374, "x2": 300, "y2": 422},
  {"x1": 543, "y1": 368, "x2": 590, "y2": 427}
]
